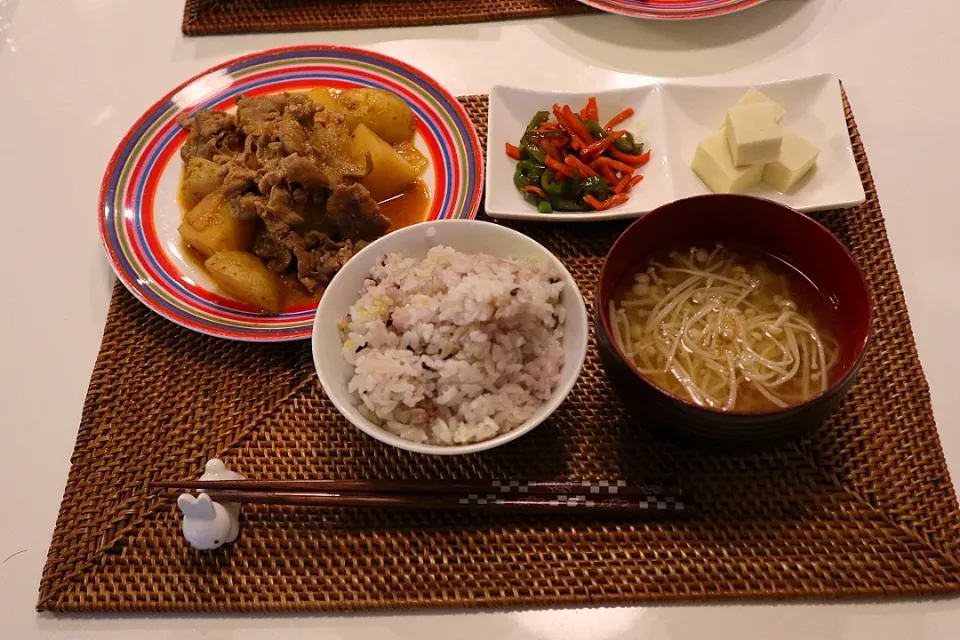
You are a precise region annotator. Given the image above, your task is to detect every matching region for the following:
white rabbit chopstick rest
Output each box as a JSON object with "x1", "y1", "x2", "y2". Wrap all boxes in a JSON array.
[{"x1": 176, "y1": 458, "x2": 245, "y2": 551}]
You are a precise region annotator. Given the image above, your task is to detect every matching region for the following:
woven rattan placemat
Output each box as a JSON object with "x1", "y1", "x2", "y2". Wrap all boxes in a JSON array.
[
  {"x1": 182, "y1": 0, "x2": 597, "y2": 35},
  {"x1": 39, "y1": 94, "x2": 960, "y2": 612}
]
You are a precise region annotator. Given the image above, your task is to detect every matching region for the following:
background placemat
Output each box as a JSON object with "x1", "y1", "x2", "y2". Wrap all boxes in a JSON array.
[
  {"x1": 38, "y1": 93, "x2": 960, "y2": 612},
  {"x1": 183, "y1": 0, "x2": 598, "y2": 35}
]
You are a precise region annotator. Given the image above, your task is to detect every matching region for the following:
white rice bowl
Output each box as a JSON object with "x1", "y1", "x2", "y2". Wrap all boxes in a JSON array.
[
  {"x1": 341, "y1": 245, "x2": 565, "y2": 446},
  {"x1": 312, "y1": 220, "x2": 588, "y2": 455}
]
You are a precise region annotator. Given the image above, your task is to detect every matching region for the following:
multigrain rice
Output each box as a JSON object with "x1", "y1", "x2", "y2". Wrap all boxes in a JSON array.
[{"x1": 340, "y1": 245, "x2": 566, "y2": 445}]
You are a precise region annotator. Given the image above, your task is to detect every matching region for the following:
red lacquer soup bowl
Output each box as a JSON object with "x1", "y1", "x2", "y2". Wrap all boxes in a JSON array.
[{"x1": 594, "y1": 194, "x2": 873, "y2": 449}]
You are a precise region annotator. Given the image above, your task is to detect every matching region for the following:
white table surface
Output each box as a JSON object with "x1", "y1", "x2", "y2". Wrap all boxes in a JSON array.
[{"x1": 1, "y1": 0, "x2": 958, "y2": 638}]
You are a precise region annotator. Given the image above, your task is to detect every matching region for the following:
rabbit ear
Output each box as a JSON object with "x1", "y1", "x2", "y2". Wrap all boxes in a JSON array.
[
  {"x1": 205, "y1": 459, "x2": 226, "y2": 475},
  {"x1": 177, "y1": 493, "x2": 197, "y2": 517},
  {"x1": 177, "y1": 493, "x2": 215, "y2": 519},
  {"x1": 200, "y1": 458, "x2": 245, "y2": 482}
]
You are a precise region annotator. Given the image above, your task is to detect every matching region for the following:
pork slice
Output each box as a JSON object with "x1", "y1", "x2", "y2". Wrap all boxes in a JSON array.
[
  {"x1": 253, "y1": 231, "x2": 293, "y2": 273},
  {"x1": 291, "y1": 242, "x2": 319, "y2": 291},
  {"x1": 280, "y1": 154, "x2": 331, "y2": 189},
  {"x1": 284, "y1": 93, "x2": 321, "y2": 124},
  {"x1": 229, "y1": 192, "x2": 263, "y2": 222},
  {"x1": 194, "y1": 110, "x2": 236, "y2": 137},
  {"x1": 266, "y1": 186, "x2": 305, "y2": 226},
  {"x1": 303, "y1": 231, "x2": 331, "y2": 249},
  {"x1": 310, "y1": 110, "x2": 366, "y2": 184},
  {"x1": 235, "y1": 94, "x2": 287, "y2": 137},
  {"x1": 325, "y1": 183, "x2": 390, "y2": 241},
  {"x1": 273, "y1": 117, "x2": 309, "y2": 156},
  {"x1": 221, "y1": 163, "x2": 257, "y2": 194},
  {"x1": 256, "y1": 164, "x2": 285, "y2": 195},
  {"x1": 179, "y1": 110, "x2": 240, "y2": 162}
]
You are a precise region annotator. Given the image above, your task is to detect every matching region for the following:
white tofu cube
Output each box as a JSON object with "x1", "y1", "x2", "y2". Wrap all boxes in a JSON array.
[
  {"x1": 723, "y1": 102, "x2": 783, "y2": 166},
  {"x1": 763, "y1": 130, "x2": 820, "y2": 193},
  {"x1": 736, "y1": 88, "x2": 786, "y2": 123},
  {"x1": 691, "y1": 131, "x2": 763, "y2": 194}
]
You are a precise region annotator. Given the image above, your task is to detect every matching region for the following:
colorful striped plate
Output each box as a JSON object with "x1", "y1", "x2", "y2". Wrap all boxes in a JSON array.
[
  {"x1": 100, "y1": 46, "x2": 483, "y2": 342},
  {"x1": 574, "y1": 0, "x2": 770, "y2": 19}
]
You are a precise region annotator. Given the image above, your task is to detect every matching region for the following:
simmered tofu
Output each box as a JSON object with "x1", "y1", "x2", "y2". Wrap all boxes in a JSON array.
[
  {"x1": 691, "y1": 131, "x2": 763, "y2": 194},
  {"x1": 723, "y1": 102, "x2": 783, "y2": 166},
  {"x1": 763, "y1": 130, "x2": 820, "y2": 193},
  {"x1": 735, "y1": 88, "x2": 786, "y2": 123}
]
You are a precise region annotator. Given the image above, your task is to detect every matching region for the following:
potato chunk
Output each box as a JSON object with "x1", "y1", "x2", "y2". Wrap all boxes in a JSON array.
[
  {"x1": 181, "y1": 157, "x2": 224, "y2": 210},
  {"x1": 178, "y1": 191, "x2": 255, "y2": 259},
  {"x1": 351, "y1": 124, "x2": 418, "y2": 201},
  {"x1": 304, "y1": 87, "x2": 342, "y2": 115},
  {"x1": 204, "y1": 251, "x2": 282, "y2": 315},
  {"x1": 339, "y1": 88, "x2": 415, "y2": 144}
]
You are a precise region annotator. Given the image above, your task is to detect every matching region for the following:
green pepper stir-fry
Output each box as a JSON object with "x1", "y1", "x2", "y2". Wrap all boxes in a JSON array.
[{"x1": 505, "y1": 98, "x2": 651, "y2": 213}]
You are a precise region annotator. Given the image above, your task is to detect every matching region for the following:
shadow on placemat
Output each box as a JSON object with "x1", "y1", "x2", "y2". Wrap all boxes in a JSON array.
[
  {"x1": 182, "y1": 0, "x2": 598, "y2": 35},
  {"x1": 37, "y1": 93, "x2": 960, "y2": 613}
]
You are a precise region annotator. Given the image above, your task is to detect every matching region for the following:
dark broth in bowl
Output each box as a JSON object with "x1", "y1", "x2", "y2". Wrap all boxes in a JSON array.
[{"x1": 611, "y1": 243, "x2": 840, "y2": 413}]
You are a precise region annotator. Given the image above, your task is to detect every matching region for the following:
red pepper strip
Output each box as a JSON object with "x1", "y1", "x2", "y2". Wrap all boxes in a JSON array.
[
  {"x1": 564, "y1": 155, "x2": 598, "y2": 178},
  {"x1": 505, "y1": 142, "x2": 522, "y2": 160},
  {"x1": 613, "y1": 174, "x2": 632, "y2": 195},
  {"x1": 524, "y1": 185, "x2": 549, "y2": 200},
  {"x1": 590, "y1": 160, "x2": 619, "y2": 186},
  {"x1": 537, "y1": 122, "x2": 562, "y2": 131},
  {"x1": 595, "y1": 156, "x2": 637, "y2": 174},
  {"x1": 535, "y1": 137, "x2": 563, "y2": 161},
  {"x1": 550, "y1": 105, "x2": 563, "y2": 129},
  {"x1": 586, "y1": 97, "x2": 599, "y2": 122},
  {"x1": 545, "y1": 155, "x2": 576, "y2": 179},
  {"x1": 532, "y1": 132, "x2": 566, "y2": 142},
  {"x1": 584, "y1": 193, "x2": 629, "y2": 211},
  {"x1": 623, "y1": 174, "x2": 645, "y2": 193},
  {"x1": 561, "y1": 105, "x2": 594, "y2": 145},
  {"x1": 605, "y1": 193, "x2": 629, "y2": 208},
  {"x1": 609, "y1": 147, "x2": 651, "y2": 167},
  {"x1": 579, "y1": 105, "x2": 590, "y2": 120},
  {"x1": 604, "y1": 108, "x2": 635, "y2": 131},
  {"x1": 533, "y1": 131, "x2": 570, "y2": 146},
  {"x1": 583, "y1": 195, "x2": 604, "y2": 210},
  {"x1": 552, "y1": 108, "x2": 587, "y2": 149},
  {"x1": 581, "y1": 130, "x2": 625, "y2": 159},
  {"x1": 570, "y1": 136, "x2": 583, "y2": 151},
  {"x1": 551, "y1": 104, "x2": 574, "y2": 133}
]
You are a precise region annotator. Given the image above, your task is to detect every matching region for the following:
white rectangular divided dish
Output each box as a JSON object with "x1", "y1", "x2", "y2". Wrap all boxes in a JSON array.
[{"x1": 485, "y1": 74, "x2": 865, "y2": 222}]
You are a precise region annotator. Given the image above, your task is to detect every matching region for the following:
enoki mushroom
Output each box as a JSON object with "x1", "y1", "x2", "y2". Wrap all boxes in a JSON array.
[{"x1": 611, "y1": 244, "x2": 839, "y2": 412}]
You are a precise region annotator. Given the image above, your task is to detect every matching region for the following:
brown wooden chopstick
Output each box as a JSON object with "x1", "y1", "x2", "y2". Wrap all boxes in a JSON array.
[
  {"x1": 154, "y1": 478, "x2": 682, "y2": 497},
  {"x1": 155, "y1": 479, "x2": 691, "y2": 518},
  {"x1": 197, "y1": 489, "x2": 690, "y2": 517}
]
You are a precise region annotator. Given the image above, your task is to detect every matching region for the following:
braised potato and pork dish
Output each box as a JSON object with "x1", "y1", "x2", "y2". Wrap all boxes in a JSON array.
[{"x1": 176, "y1": 88, "x2": 428, "y2": 314}]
